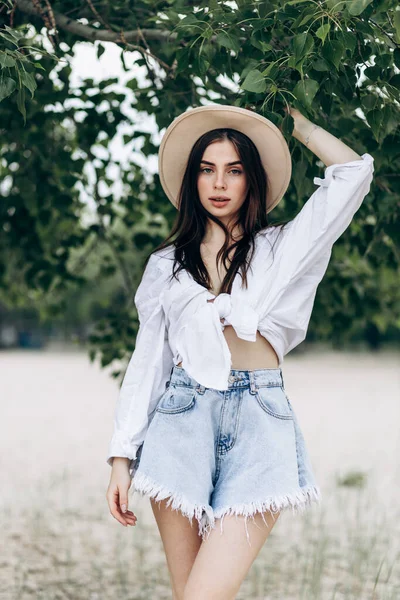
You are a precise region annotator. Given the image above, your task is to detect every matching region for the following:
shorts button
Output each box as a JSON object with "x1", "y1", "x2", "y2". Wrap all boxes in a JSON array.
[{"x1": 228, "y1": 374, "x2": 235, "y2": 383}]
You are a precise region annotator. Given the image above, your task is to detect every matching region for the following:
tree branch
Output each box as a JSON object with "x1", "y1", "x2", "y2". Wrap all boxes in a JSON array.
[{"x1": 16, "y1": 0, "x2": 177, "y2": 43}]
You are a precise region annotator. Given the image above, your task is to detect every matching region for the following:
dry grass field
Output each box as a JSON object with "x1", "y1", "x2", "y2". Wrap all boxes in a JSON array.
[{"x1": 1, "y1": 346, "x2": 399, "y2": 599}]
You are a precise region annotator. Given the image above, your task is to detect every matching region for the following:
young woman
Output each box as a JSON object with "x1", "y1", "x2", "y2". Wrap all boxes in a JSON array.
[{"x1": 106, "y1": 104, "x2": 374, "y2": 599}]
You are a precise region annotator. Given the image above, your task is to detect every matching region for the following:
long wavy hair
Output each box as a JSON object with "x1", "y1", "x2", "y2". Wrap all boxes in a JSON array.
[{"x1": 148, "y1": 127, "x2": 288, "y2": 294}]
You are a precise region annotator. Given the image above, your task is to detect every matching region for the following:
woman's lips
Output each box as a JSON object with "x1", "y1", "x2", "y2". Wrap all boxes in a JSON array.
[{"x1": 209, "y1": 198, "x2": 230, "y2": 207}]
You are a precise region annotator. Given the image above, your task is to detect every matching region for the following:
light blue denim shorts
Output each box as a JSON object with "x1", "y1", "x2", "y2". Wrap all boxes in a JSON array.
[{"x1": 131, "y1": 365, "x2": 321, "y2": 545}]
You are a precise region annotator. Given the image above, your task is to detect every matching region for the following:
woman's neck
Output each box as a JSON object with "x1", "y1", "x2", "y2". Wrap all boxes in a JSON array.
[{"x1": 202, "y1": 222, "x2": 244, "y2": 246}]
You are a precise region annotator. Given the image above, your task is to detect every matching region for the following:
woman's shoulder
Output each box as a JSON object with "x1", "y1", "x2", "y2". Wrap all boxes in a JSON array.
[
  {"x1": 153, "y1": 244, "x2": 175, "y2": 259},
  {"x1": 150, "y1": 244, "x2": 176, "y2": 272},
  {"x1": 135, "y1": 245, "x2": 175, "y2": 306}
]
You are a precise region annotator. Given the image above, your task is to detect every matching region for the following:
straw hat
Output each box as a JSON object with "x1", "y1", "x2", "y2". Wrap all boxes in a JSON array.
[{"x1": 158, "y1": 104, "x2": 292, "y2": 214}]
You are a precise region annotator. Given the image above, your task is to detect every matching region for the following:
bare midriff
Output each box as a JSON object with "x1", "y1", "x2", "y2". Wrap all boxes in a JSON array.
[
  {"x1": 176, "y1": 298, "x2": 279, "y2": 371},
  {"x1": 177, "y1": 325, "x2": 279, "y2": 370}
]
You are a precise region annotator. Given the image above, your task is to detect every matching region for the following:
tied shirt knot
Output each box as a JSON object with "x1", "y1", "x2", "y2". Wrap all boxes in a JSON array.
[
  {"x1": 176, "y1": 291, "x2": 260, "y2": 389},
  {"x1": 207, "y1": 292, "x2": 259, "y2": 342}
]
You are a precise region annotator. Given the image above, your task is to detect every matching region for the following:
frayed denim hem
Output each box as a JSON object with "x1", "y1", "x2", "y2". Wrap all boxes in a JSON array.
[
  {"x1": 132, "y1": 470, "x2": 215, "y2": 539},
  {"x1": 132, "y1": 472, "x2": 321, "y2": 546},
  {"x1": 211, "y1": 485, "x2": 322, "y2": 546}
]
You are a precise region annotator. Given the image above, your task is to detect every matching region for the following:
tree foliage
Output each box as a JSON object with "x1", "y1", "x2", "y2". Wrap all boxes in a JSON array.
[{"x1": 0, "y1": 0, "x2": 399, "y2": 375}]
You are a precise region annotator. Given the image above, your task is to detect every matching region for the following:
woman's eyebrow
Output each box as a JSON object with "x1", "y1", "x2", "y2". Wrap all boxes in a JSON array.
[{"x1": 200, "y1": 160, "x2": 243, "y2": 166}]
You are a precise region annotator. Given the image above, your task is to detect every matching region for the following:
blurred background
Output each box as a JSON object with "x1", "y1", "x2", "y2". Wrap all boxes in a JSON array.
[{"x1": 1, "y1": 1, "x2": 399, "y2": 599}]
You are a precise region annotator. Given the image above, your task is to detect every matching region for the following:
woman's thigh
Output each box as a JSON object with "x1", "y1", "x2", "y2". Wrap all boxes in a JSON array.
[
  {"x1": 183, "y1": 510, "x2": 280, "y2": 600},
  {"x1": 151, "y1": 497, "x2": 203, "y2": 600}
]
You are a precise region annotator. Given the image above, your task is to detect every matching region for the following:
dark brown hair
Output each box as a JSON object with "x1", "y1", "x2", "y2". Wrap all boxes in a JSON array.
[{"x1": 148, "y1": 127, "x2": 287, "y2": 294}]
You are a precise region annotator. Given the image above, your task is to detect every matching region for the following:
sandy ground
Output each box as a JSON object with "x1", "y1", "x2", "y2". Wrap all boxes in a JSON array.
[{"x1": 0, "y1": 345, "x2": 399, "y2": 599}]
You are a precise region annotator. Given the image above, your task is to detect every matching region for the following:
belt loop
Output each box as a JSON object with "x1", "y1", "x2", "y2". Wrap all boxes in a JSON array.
[
  {"x1": 279, "y1": 367, "x2": 285, "y2": 388},
  {"x1": 249, "y1": 371, "x2": 257, "y2": 395}
]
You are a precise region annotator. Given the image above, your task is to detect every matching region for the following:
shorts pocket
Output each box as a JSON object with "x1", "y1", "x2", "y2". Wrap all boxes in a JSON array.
[
  {"x1": 255, "y1": 385, "x2": 293, "y2": 420},
  {"x1": 156, "y1": 384, "x2": 196, "y2": 414}
]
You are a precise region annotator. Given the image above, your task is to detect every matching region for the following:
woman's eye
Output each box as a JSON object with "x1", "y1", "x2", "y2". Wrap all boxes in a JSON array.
[{"x1": 200, "y1": 168, "x2": 242, "y2": 175}]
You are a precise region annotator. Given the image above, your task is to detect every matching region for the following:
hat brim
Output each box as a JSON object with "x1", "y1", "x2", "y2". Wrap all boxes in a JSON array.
[{"x1": 158, "y1": 104, "x2": 292, "y2": 214}]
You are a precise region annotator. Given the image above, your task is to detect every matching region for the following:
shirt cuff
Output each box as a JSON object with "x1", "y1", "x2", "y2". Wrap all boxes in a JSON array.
[
  {"x1": 106, "y1": 431, "x2": 140, "y2": 468},
  {"x1": 313, "y1": 152, "x2": 374, "y2": 188}
]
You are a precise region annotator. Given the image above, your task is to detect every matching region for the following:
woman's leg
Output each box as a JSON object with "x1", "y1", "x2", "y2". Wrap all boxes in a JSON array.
[
  {"x1": 150, "y1": 497, "x2": 203, "y2": 600},
  {"x1": 183, "y1": 510, "x2": 280, "y2": 600}
]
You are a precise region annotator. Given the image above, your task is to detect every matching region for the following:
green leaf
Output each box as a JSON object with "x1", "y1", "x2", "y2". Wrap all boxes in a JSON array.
[
  {"x1": 311, "y1": 58, "x2": 330, "y2": 71},
  {"x1": 394, "y1": 10, "x2": 400, "y2": 44},
  {"x1": 215, "y1": 31, "x2": 240, "y2": 53},
  {"x1": 292, "y1": 32, "x2": 314, "y2": 61},
  {"x1": 365, "y1": 108, "x2": 383, "y2": 142},
  {"x1": 97, "y1": 44, "x2": 105, "y2": 60},
  {"x1": 16, "y1": 86, "x2": 26, "y2": 123},
  {"x1": 287, "y1": 54, "x2": 308, "y2": 75},
  {"x1": 174, "y1": 47, "x2": 191, "y2": 75},
  {"x1": 281, "y1": 113, "x2": 295, "y2": 138},
  {"x1": 0, "y1": 76, "x2": 16, "y2": 101},
  {"x1": 394, "y1": 48, "x2": 400, "y2": 69},
  {"x1": 240, "y1": 59, "x2": 260, "y2": 80},
  {"x1": 240, "y1": 69, "x2": 266, "y2": 93},
  {"x1": 364, "y1": 65, "x2": 382, "y2": 82},
  {"x1": 163, "y1": 10, "x2": 181, "y2": 25},
  {"x1": 321, "y1": 40, "x2": 345, "y2": 69},
  {"x1": 379, "y1": 104, "x2": 398, "y2": 139},
  {"x1": 316, "y1": 23, "x2": 330, "y2": 44},
  {"x1": 296, "y1": 12, "x2": 316, "y2": 27},
  {"x1": 1, "y1": 24, "x2": 27, "y2": 41},
  {"x1": 336, "y1": 30, "x2": 357, "y2": 55},
  {"x1": 250, "y1": 29, "x2": 272, "y2": 52},
  {"x1": 261, "y1": 62, "x2": 277, "y2": 77},
  {"x1": 388, "y1": 73, "x2": 400, "y2": 91},
  {"x1": 196, "y1": 53, "x2": 210, "y2": 75},
  {"x1": 293, "y1": 78, "x2": 319, "y2": 107},
  {"x1": 20, "y1": 71, "x2": 37, "y2": 97},
  {"x1": 0, "y1": 52, "x2": 16, "y2": 68},
  {"x1": 347, "y1": 0, "x2": 374, "y2": 16},
  {"x1": 362, "y1": 94, "x2": 378, "y2": 110},
  {"x1": 375, "y1": 53, "x2": 392, "y2": 69},
  {"x1": 98, "y1": 77, "x2": 119, "y2": 90},
  {"x1": 176, "y1": 14, "x2": 200, "y2": 27}
]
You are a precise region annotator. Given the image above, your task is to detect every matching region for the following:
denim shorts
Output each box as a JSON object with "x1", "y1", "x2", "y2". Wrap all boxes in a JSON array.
[{"x1": 131, "y1": 365, "x2": 321, "y2": 545}]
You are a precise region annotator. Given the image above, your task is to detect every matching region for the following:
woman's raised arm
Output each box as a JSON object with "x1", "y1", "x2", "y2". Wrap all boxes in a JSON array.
[{"x1": 286, "y1": 106, "x2": 362, "y2": 166}]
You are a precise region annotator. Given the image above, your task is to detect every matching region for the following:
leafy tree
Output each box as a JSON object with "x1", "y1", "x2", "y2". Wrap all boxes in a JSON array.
[{"x1": 0, "y1": 0, "x2": 399, "y2": 377}]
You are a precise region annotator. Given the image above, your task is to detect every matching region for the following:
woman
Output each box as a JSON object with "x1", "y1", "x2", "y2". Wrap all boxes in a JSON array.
[{"x1": 106, "y1": 104, "x2": 374, "y2": 599}]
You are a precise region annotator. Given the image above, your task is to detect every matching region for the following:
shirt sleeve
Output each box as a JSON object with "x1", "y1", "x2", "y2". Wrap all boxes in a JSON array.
[
  {"x1": 106, "y1": 252, "x2": 173, "y2": 477},
  {"x1": 257, "y1": 152, "x2": 375, "y2": 361},
  {"x1": 274, "y1": 152, "x2": 375, "y2": 286}
]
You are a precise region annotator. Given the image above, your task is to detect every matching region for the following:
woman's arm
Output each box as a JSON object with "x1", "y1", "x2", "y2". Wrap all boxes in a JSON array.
[
  {"x1": 106, "y1": 252, "x2": 174, "y2": 477},
  {"x1": 286, "y1": 107, "x2": 362, "y2": 166}
]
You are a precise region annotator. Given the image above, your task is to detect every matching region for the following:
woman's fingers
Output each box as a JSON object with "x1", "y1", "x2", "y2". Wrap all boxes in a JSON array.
[
  {"x1": 107, "y1": 486, "x2": 138, "y2": 527},
  {"x1": 117, "y1": 506, "x2": 138, "y2": 525}
]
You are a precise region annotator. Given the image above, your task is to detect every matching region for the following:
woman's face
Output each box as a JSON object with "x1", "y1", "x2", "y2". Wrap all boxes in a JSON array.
[{"x1": 197, "y1": 139, "x2": 248, "y2": 223}]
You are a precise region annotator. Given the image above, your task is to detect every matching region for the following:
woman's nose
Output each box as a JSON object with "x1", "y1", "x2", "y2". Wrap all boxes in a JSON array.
[{"x1": 214, "y1": 172, "x2": 226, "y2": 188}]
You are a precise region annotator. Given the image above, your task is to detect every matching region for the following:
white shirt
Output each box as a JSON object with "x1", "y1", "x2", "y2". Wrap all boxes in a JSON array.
[{"x1": 107, "y1": 153, "x2": 374, "y2": 472}]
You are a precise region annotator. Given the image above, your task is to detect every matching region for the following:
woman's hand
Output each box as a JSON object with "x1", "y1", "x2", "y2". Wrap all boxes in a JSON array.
[
  {"x1": 106, "y1": 458, "x2": 138, "y2": 527},
  {"x1": 283, "y1": 105, "x2": 311, "y2": 136},
  {"x1": 283, "y1": 104, "x2": 303, "y2": 121}
]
